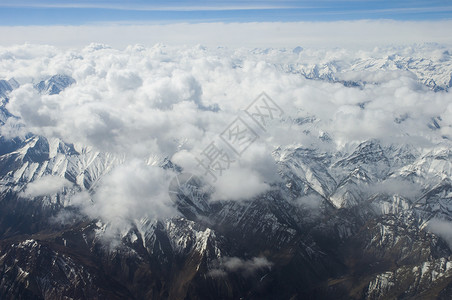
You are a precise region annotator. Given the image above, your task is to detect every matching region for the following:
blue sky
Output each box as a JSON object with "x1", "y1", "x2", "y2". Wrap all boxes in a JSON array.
[{"x1": 0, "y1": 0, "x2": 452, "y2": 25}]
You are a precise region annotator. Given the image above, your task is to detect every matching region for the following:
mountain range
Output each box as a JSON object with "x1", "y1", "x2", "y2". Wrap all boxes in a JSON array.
[{"x1": 0, "y1": 47, "x2": 452, "y2": 299}]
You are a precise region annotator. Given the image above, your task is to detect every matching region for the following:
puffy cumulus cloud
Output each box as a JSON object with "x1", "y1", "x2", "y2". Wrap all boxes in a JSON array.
[
  {"x1": 107, "y1": 69, "x2": 143, "y2": 92},
  {"x1": 208, "y1": 140, "x2": 281, "y2": 201},
  {"x1": 2, "y1": 43, "x2": 452, "y2": 209},
  {"x1": 21, "y1": 175, "x2": 72, "y2": 198},
  {"x1": 210, "y1": 167, "x2": 271, "y2": 201},
  {"x1": 72, "y1": 160, "x2": 177, "y2": 234},
  {"x1": 172, "y1": 134, "x2": 282, "y2": 200},
  {"x1": 3, "y1": 46, "x2": 219, "y2": 156},
  {"x1": 208, "y1": 256, "x2": 272, "y2": 277},
  {"x1": 171, "y1": 143, "x2": 277, "y2": 201}
]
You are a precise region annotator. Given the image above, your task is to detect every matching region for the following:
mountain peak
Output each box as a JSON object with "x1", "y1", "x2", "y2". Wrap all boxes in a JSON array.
[{"x1": 35, "y1": 74, "x2": 75, "y2": 95}]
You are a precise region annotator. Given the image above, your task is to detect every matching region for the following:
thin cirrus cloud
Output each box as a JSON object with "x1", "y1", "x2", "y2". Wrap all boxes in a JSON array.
[
  {"x1": 0, "y1": 1, "x2": 297, "y2": 11},
  {"x1": 0, "y1": 0, "x2": 451, "y2": 26}
]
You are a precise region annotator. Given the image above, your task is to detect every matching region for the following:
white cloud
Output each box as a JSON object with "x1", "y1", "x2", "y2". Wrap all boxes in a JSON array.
[
  {"x1": 211, "y1": 167, "x2": 271, "y2": 201},
  {"x1": 209, "y1": 256, "x2": 272, "y2": 277},
  {"x1": 1, "y1": 42, "x2": 452, "y2": 232},
  {"x1": 366, "y1": 178, "x2": 423, "y2": 199},
  {"x1": 76, "y1": 159, "x2": 178, "y2": 233},
  {"x1": 22, "y1": 175, "x2": 72, "y2": 198},
  {"x1": 427, "y1": 219, "x2": 452, "y2": 249},
  {"x1": 107, "y1": 70, "x2": 143, "y2": 91}
]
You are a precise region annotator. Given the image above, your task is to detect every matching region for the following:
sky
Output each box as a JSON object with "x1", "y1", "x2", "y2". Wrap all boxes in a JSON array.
[
  {"x1": 0, "y1": 0, "x2": 451, "y2": 48},
  {"x1": 0, "y1": 0, "x2": 451, "y2": 25}
]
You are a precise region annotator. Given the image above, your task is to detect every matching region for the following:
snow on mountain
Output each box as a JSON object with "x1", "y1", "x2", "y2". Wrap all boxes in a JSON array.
[
  {"x1": 0, "y1": 78, "x2": 19, "y2": 125},
  {"x1": 0, "y1": 79, "x2": 19, "y2": 100},
  {"x1": 279, "y1": 45, "x2": 452, "y2": 91},
  {"x1": 0, "y1": 44, "x2": 451, "y2": 298},
  {"x1": 34, "y1": 74, "x2": 75, "y2": 95}
]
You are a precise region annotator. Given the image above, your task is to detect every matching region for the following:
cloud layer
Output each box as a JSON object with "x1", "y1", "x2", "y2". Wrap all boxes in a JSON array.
[
  {"x1": 0, "y1": 21, "x2": 451, "y2": 49},
  {"x1": 4, "y1": 43, "x2": 451, "y2": 151},
  {"x1": 1, "y1": 42, "x2": 452, "y2": 232}
]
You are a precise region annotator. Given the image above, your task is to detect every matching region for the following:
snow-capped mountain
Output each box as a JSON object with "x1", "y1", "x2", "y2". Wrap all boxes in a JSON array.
[
  {"x1": 3, "y1": 129, "x2": 452, "y2": 299},
  {"x1": 245, "y1": 44, "x2": 452, "y2": 92},
  {"x1": 0, "y1": 79, "x2": 19, "y2": 125},
  {"x1": 34, "y1": 75, "x2": 76, "y2": 95},
  {"x1": 0, "y1": 43, "x2": 452, "y2": 299}
]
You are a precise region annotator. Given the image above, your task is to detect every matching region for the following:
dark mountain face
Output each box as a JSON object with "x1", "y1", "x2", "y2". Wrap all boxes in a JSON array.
[{"x1": 0, "y1": 131, "x2": 452, "y2": 299}]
